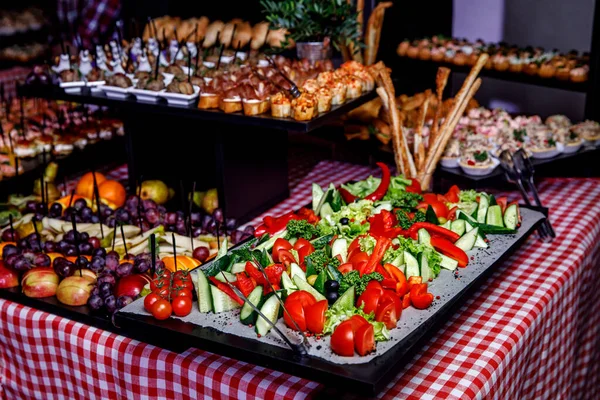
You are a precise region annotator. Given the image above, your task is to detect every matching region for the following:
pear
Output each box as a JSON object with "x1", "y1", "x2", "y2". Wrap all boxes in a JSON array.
[
  {"x1": 140, "y1": 180, "x2": 169, "y2": 205},
  {"x1": 193, "y1": 191, "x2": 205, "y2": 208},
  {"x1": 202, "y1": 188, "x2": 218, "y2": 214}
]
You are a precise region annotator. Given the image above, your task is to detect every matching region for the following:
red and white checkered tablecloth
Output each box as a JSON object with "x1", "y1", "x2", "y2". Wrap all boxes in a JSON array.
[
  {"x1": 0, "y1": 67, "x2": 31, "y2": 99},
  {"x1": 1, "y1": 161, "x2": 600, "y2": 400}
]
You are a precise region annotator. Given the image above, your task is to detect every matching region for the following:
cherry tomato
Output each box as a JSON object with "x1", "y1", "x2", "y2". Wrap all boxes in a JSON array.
[
  {"x1": 173, "y1": 277, "x2": 194, "y2": 292},
  {"x1": 293, "y1": 238, "x2": 314, "y2": 253},
  {"x1": 277, "y1": 249, "x2": 297, "y2": 267},
  {"x1": 172, "y1": 289, "x2": 193, "y2": 298},
  {"x1": 379, "y1": 290, "x2": 402, "y2": 317},
  {"x1": 331, "y1": 320, "x2": 355, "y2": 357},
  {"x1": 447, "y1": 206, "x2": 458, "y2": 222},
  {"x1": 283, "y1": 300, "x2": 306, "y2": 331},
  {"x1": 171, "y1": 296, "x2": 193, "y2": 317},
  {"x1": 144, "y1": 293, "x2": 161, "y2": 312},
  {"x1": 150, "y1": 277, "x2": 169, "y2": 292},
  {"x1": 375, "y1": 301, "x2": 398, "y2": 329},
  {"x1": 357, "y1": 288, "x2": 381, "y2": 315},
  {"x1": 338, "y1": 262, "x2": 353, "y2": 274},
  {"x1": 347, "y1": 236, "x2": 364, "y2": 259},
  {"x1": 153, "y1": 269, "x2": 171, "y2": 280},
  {"x1": 410, "y1": 283, "x2": 434, "y2": 309},
  {"x1": 155, "y1": 286, "x2": 171, "y2": 300},
  {"x1": 305, "y1": 300, "x2": 328, "y2": 334},
  {"x1": 428, "y1": 201, "x2": 449, "y2": 219},
  {"x1": 151, "y1": 299, "x2": 172, "y2": 320},
  {"x1": 295, "y1": 245, "x2": 314, "y2": 264},
  {"x1": 272, "y1": 238, "x2": 293, "y2": 262},
  {"x1": 354, "y1": 323, "x2": 375, "y2": 356}
]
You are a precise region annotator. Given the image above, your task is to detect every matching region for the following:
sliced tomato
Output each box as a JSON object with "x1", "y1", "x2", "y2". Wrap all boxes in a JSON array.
[
  {"x1": 445, "y1": 185, "x2": 460, "y2": 203},
  {"x1": 283, "y1": 300, "x2": 307, "y2": 331},
  {"x1": 357, "y1": 288, "x2": 382, "y2": 315},
  {"x1": 406, "y1": 178, "x2": 422, "y2": 194},
  {"x1": 349, "y1": 251, "x2": 369, "y2": 265},
  {"x1": 436, "y1": 194, "x2": 448, "y2": 204},
  {"x1": 365, "y1": 280, "x2": 383, "y2": 294},
  {"x1": 423, "y1": 193, "x2": 438, "y2": 203},
  {"x1": 264, "y1": 264, "x2": 285, "y2": 285},
  {"x1": 379, "y1": 290, "x2": 402, "y2": 317},
  {"x1": 410, "y1": 283, "x2": 434, "y2": 309},
  {"x1": 286, "y1": 290, "x2": 316, "y2": 308},
  {"x1": 347, "y1": 236, "x2": 364, "y2": 259},
  {"x1": 305, "y1": 300, "x2": 328, "y2": 334},
  {"x1": 331, "y1": 320, "x2": 355, "y2": 357},
  {"x1": 208, "y1": 277, "x2": 244, "y2": 306},
  {"x1": 402, "y1": 293, "x2": 411, "y2": 309},
  {"x1": 348, "y1": 315, "x2": 370, "y2": 329},
  {"x1": 272, "y1": 238, "x2": 293, "y2": 262},
  {"x1": 381, "y1": 278, "x2": 397, "y2": 290},
  {"x1": 428, "y1": 201, "x2": 449, "y2": 219},
  {"x1": 293, "y1": 238, "x2": 314, "y2": 264},
  {"x1": 375, "y1": 301, "x2": 398, "y2": 329},
  {"x1": 447, "y1": 206, "x2": 458, "y2": 221},
  {"x1": 407, "y1": 276, "x2": 422, "y2": 289},
  {"x1": 277, "y1": 249, "x2": 297, "y2": 267},
  {"x1": 354, "y1": 323, "x2": 375, "y2": 356},
  {"x1": 497, "y1": 197, "x2": 508, "y2": 214},
  {"x1": 338, "y1": 262, "x2": 353, "y2": 274}
]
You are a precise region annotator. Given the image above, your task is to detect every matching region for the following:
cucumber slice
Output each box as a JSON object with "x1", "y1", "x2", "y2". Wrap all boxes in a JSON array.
[
  {"x1": 474, "y1": 234, "x2": 488, "y2": 249},
  {"x1": 215, "y1": 237, "x2": 229, "y2": 260},
  {"x1": 477, "y1": 195, "x2": 489, "y2": 224},
  {"x1": 489, "y1": 195, "x2": 497, "y2": 206},
  {"x1": 454, "y1": 227, "x2": 479, "y2": 252},
  {"x1": 293, "y1": 275, "x2": 326, "y2": 301},
  {"x1": 464, "y1": 220, "x2": 474, "y2": 232},
  {"x1": 312, "y1": 183, "x2": 325, "y2": 211},
  {"x1": 214, "y1": 271, "x2": 237, "y2": 283},
  {"x1": 458, "y1": 201, "x2": 478, "y2": 217},
  {"x1": 240, "y1": 286, "x2": 264, "y2": 325},
  {"x1": 504, "y1": 204, "x2": 519, "y2": 230},
  {"x1": 426, "y1": 205, "x2": 439, "y2": 225},
  {"x1": 389, "y1": 253, "x2": 404, "y2": 269},
  {"x1": 450, "y1": 220, "x2": 466, "y2": 236},
  {"x1": 331, "y1": 238, "x2": 348, "y2": 263},
  {"x1": 281, "y1": 271, "x2": 297, "y2": 295},
  {"x1": 440, "y1": 254, "x2": 459, "y2": 271},
  {"x1": 417, "y1": 228, "x2": 431, "y2": 247},
  {"x1": 404, "y1": 251, "x2": 420, "y2": 278},
  {"x1": 486, "y1": 205, "x2": 504, "y2": 227},
  {"x1": 210, "y1": 285, "x2": 242, "y2": 313},
  {"x1": 320, "y1": 203, "x2": 334, "y2": 218},
  {"x1": 196, "y1": 269, "x2": 212, "y2": 313},
  {"x1": 255, "y1": 229, "x2": 288, "y2": 251},
  {"x1": 255, "y1": 293, "x2": 281, "y2": 336},
  {"x1": 289, "y1": 262, "x2": 306, "y2": 281},
  {"x1": 230, "y1": 262, "x2": 246, "y2": 274},
  {"x1": 332, "y1": 286, "x2": 355, "y2": 312},
  {"x1": 419, "y1": 252, "x2": 432, "y2": 282},
  {"x1": 441, "y1": 220, "x2": 452, "y2": 229},
  {"x1": 458, "y1": 210, "x2": 478, "y2": 225}
]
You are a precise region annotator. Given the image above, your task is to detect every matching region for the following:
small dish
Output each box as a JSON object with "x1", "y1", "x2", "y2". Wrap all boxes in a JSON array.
[
  {"x1": 59, "y1": 81, "x2": 86, "y2": 93},
  {"x1": 158, "y1": 85, "x2": 201, "y2": 106},
  {"x1": 529, "y1": 142, "x2": 564, "y2": 159},
  {"x1": 440, "y1": 157, "x2": 459, "y2": 168},
  {"x1": 100, "y1": 85, "x2": 132, "y2": 99},
  {"x1": 86, "y1": 80, "x2": 106, "y2": 93},
  {"x1": 562, "y1": 140, "x2": 583, "y2": 154},
  {"x1": 129, "y1": 88, "x2": 163, "y2": 103},
  {"x1": 458, "y1": 157, "x2": 500, "y2": 176}
]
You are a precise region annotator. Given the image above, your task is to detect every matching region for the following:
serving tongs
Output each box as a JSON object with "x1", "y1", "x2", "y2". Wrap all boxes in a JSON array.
[
  {"x1": 266, "y1": 56, "x2": 300, "y2": 98},
  {"x1": 250, "y1": 66, "x2": 292, "y2": 95},
  {"x1": 499, "y1": 150, "x2": 554, "y2": 241}
]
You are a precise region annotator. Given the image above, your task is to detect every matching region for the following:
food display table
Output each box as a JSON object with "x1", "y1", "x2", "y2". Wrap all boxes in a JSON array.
[{"x1": 1, "y1": 161, "x2": 599, "y2": 399}]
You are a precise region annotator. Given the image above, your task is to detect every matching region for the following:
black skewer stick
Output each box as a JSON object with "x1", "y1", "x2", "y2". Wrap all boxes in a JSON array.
[
  {"x1": 154, "y1": 42, "x2": 161, "y2": 79},
  {"x1": 39, "y1": 177, "x2": 45, "y2": 213},
  {"x1": 189, "y1": 181, "x2": 196, "y2": 251},
  {"x1": 112, "y1": 222, "x2": 117, "y2": 252},
  {"x1": 32, "y1": 215, "x2": 42, "y2": 251},
  {"x1": 250, "y1": 253, "x2": 310, "y2": 351},
  {"x1": 216, "y1": 218, "x2": 220, "y2": 251},
  {"x1": 68, "y1": 189, "x2": 75, "y2": 208},
  {"x1": 136, "y1": 177, "x2": 143, "y2": 233},
  {"x1": 91, "y1": 170, "x2": 104, "y2": 238},
  {"x1": 8, "y1": 215, "x2": 15, "y2": 239},
  {"x1": 19, "y1": 97, "x2": 25, "y2": 136},
  {"x1": 188, "y1": 51, "x2": 192, "y2": 83},
  {"x1": 120, "y1": 224, "x2": 129, "y2": 258},
  {"x1": 44, "y1": 181, "x2": 49, "y2": 216},
  {"x1": 71, "y1": 214, "x2": 83, "y2": 277},
  {"x1": 150, "y1": 233, "x2": 157, "y2": 276},
  {"x1": 171, "y1": 233, "x2": 177, "y2": 272},
  {"x1": 14, "y1": 157, "x2": 19, "y2": 184},
  {"x1": 216, "y1": 43, "x2": 226, "y2": 70}
]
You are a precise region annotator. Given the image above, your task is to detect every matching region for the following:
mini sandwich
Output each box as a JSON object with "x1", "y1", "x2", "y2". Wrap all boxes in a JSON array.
[
  {"x1": 328, "y1": 79, "x2": 347, "y2": 105},
  {"x1": 241, "y1": 83, "x2": 270, "y2": 116},
  {"x1": 317, "y1": 71, "x2": 335, "y2": 87},
  {"x1": 53, "y1": 136, "x2": 75, "y2": 156},
  {"x1": 219, "y1": 86, "x2": 243, "y2": 113},
  {"x1": 342, "y1": 75, "x2": 363, "y2": 99},
  {"x1": 270, "y1": 92, "x2": 291, "y2": 118},
  {"x1": 291, "y1": 92, "x2": 317, "y2": 121},
  {"x1": 198, "y1": 80, "x2": 221, "y2": 109},
  {"x1": 316, "y1": 86, "x2": 333, "y2": 113},
  {"x1": 14, "y1": 139, "x2": 39, "y2": 158}
]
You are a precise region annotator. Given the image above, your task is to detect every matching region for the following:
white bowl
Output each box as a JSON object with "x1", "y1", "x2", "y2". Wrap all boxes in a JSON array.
[
  {"x1": 440, "y1": 157, "x2": 459, "y2": 168},
  {"x1": 158, "y1": 85, "x2": 201, "y2": 106},
  {"x1": 203, "y1": 61, "x2": 216, "y2": 68},
  {"x1": 86, "y1": 80, "x2": 105, "y2": 93},
  {"x1": 258, "y1": 59, "x2": 270, "y2": 68},
  {"x1": 59, "y1": 81, "x2": 86, "y2": 93},
  {"x1": 220, "y1": 55, "x2": 234, "y2": 64},
  {"x1": 100, "y1": 85, "x2": 131, "y2": 99},
  {"x1": 129, "y1": 88, "x2": 163, "y2": 103},
  {"x1": 562, "y1": 140, "x2": 583, "y2": 154},
  {"x1": 236, "y1": 52, "x2": 248, "y2": 61},
  {"x1": 530, "y1": 142, "x2": 564, "y2": 159},
  {"x1": 583, "y1": 137, "x2": 600, "y2": 147},
  {"x1": 458, "y1": 157, "x2": 500, "y2": 176}
]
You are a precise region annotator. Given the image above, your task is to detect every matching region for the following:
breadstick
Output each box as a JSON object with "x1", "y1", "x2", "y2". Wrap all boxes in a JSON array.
[
  {"x1": 364, "y1": 2, "x2": 393, "y2": 65},
  {"x1": 414, "y1": 92, "x2": 430, "y2": 172},
  {"x1": 421, "y1": 78, "x2": 482, "y2": 190},
  {"x1": 347, "y1": 0, "x2": 365, "y2": 63},
  {"x1": 422, "y1": 54, "x2": 488, "y2": 180},
  {"x1": 429, "y1": 67, "x2": 450, "y2": 152}
]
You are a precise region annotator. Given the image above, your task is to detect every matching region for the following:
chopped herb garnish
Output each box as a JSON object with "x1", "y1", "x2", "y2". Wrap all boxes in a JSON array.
[
  {"x1": 474, "y1": 151, "x2": 488, "y2": 162},
  {"x1": 513, "y1": 129, "x2": 527, "y2": 143}
]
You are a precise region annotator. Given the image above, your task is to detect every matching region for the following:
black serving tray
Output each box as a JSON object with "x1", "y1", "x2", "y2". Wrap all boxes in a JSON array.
[
  {"x1": 115, "y1": 206, "x2": 547, "y2": 396},
  {"x1": 17, "y1": 84, "x2": 377, "y2": 133}
]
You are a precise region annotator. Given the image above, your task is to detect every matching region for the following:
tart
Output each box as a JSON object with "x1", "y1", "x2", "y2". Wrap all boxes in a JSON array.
[
  {"x1": 316, "y1": 87, "x2": 333, "y2": 113},
  {"x1": 270, "y1": 92, "x2": 291, "y2": 118},
  {"x1": 538, "y1": 62, "x2": 556, "y2": 78},
  {"x1": 570, "y1": 66, "x2": 588, "y2": 83},
  {"x1": 291, "y1": 92, "x2": 317, "y2": 121}
]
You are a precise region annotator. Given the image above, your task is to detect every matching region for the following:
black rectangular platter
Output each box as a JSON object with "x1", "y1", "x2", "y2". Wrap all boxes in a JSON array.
[
  {"x1": 17, "y1": 84, "x2": 376, "y2": 133},
  {"x1": 115, "y1": 206, "x2": 546, "y2": 396}
]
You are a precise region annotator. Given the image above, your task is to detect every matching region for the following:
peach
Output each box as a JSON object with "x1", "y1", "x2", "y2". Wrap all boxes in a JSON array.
[
  {"x1": 21, "y1": 267, "x2": 59, "y2": 298},
  {"x1": 56, "y1": 276, "x2": 96, "y2": 306}
]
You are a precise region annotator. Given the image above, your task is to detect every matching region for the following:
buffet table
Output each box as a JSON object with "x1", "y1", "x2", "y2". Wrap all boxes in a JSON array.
[{"x1": 1, "y1": 161, "x2": 599, "y2": 399}]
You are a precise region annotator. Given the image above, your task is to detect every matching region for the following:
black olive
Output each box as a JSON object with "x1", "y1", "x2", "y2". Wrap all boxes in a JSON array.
[
  {"x1": 324, "y1": 280, "x2": 339, "y2": 293},
  {"x1": 340, "y1": 217, "x2": 349, "y2": 225},
  {"x1": 326, "y1": 291, "x2": 339, "y2": 305}
]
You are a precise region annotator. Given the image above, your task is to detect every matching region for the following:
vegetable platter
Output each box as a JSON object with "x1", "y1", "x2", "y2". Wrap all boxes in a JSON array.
[{"x1": 117, "y1": 163, "x2": 546, "y2": 395}]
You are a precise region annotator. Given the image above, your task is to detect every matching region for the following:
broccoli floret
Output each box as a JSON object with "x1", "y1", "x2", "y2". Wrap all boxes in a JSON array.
[
  {"x1": 339, "y1": 270, "x2": 384, "y2": 296},
  {"x1": 305, "y1": 249, "x2": 340, "y2": 274},
  {"x1": 396, "y1": 209, "x2": 426, "y2": 230},
  {"x1": 286, "y1": 219, "x2": 319, "y2": 240}
]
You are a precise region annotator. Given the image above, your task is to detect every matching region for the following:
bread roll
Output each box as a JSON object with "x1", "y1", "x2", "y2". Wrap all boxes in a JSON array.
[
  {"x1": 221, "y1": 22, "x2": 236, "y2": 48},
  {"x1": 251, "y1": 22, "x2": 269, "y2": 50},
  {"x1": 195, "y1": 16, "x2": 209, "y2": 42},
  {"x1": 267, "y1": 28, "x2": 288, "y2": 48},
  {"x1": 204, "y1": 20, "x2": 224, "y2": 48},
  {"x1": 233, "y1": 22, "x2": 252, "y2": 49}
]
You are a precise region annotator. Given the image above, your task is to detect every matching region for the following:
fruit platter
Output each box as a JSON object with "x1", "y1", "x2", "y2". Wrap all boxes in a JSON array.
[
  {"x1": 0, "y1": 169, "x2": 254, "y2": 333},
  {"x1": 116, "y1": 163, "x2": 546, "y2": 394}
]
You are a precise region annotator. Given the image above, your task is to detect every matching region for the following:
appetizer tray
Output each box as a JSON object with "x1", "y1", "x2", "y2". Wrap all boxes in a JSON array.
[
  {"x1": 115, "y1": 206, "x2": 546, "y2": 395},
  {"x1": 395, "y1": 57, "x2": 589, "y2": 93},
  {"x1": 18, "y1": 83, "x2": 377, "y2": 133}
]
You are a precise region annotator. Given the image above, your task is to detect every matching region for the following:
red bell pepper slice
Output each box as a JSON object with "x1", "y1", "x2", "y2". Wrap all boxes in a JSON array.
[
  {"x1": 406, "y1": 178, "x2": 422, "y2": 194},
  {"x1": 410, "y1": 283, "x2": 434, "y2": 309},
  {"x1": 430, "y1": 236, "x2": 469, "y2": 267},
  {"x1": 360, "y1": 236, "x2": 392, "y2": 276},
  {"x1": 497, "y1": 197, "x2": 508, "y2": 214},
  {"x1": 369, "y1": 210, "x2": 406, "y2": 239},
  {"x1": 375, "y1": 264, "x2": 391, "y2": 279},
  {"x1": 408, "y1": 222, "x2": 460, "y2": 243},
  {"x1": 339, "y1": 187, "x2": 358, "y2": 204},
  {"x1": 235, "y1": 273, "x2": 257, "y2": 297},
  {"x1": 254, "y1": 211, "x2": 302, "y2": 237},
  {"x1": 297, "y1": 207, "x2": 320, "y2": 224},
  {"x1": 364, "y1": 162, "x2": 391, "y2": 202},
  {"x1": 445, "y1": 185, "x2": 460, "y2": 203},
  {"x1": 209, "y1": 277, "x2": 245, "y2": 306}
]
